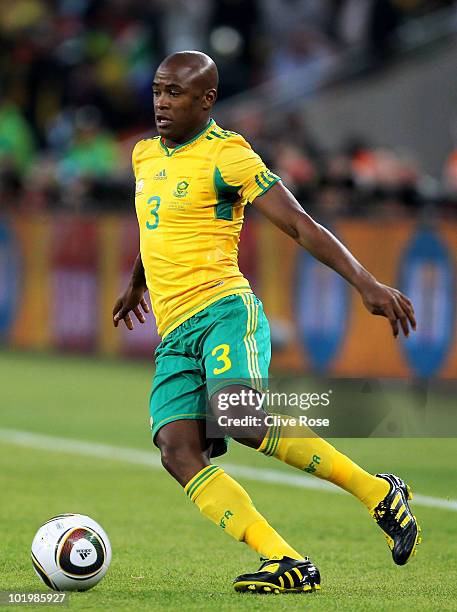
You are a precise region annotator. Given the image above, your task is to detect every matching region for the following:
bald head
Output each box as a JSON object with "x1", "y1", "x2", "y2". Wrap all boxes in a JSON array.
[
  {"x1": 153, "y1": 51, "x2": 219, "y2": 145},
  {"x1": 158, "y1": 51, "x2": 219, "y2": 92}
]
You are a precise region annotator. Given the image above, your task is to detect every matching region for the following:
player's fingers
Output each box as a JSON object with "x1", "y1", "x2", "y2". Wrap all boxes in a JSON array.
[
  {"x1": 112, "y1": 298, "x2": 123, "y2": 318},
  {"x1": 113, "y1": 305, "x2": 126, "y2": 325},
  {"x1": 398, "y1": 291, "x2": 416, "y2": 318},
  {"x1": 392, "y1": 299, "x2": 410, "y2": 337},
  {"x1": 385, "y1": 305, "x2": 399, "y2": 337},
  {"x1": 133, "y1": 306, "x2": 145, "y2": 324},
  {"x1": 114, "y1": 304, "x2": 133, "y2": 329},
  {"x1": 140, "y1": 297, "x2": 149, "y2": 313},
  {"x1": 398, "y1": 294, "x2": 417, "y2": 330},
  {"x1": 397, "y1": 290, "x2": 414, "y2": 308},
  {"x1": 123, "y1": 313, "x2": 134, "y2": 330},
  {"x1": 113, "y1": 306, "x2": 124, "y2": 327}
]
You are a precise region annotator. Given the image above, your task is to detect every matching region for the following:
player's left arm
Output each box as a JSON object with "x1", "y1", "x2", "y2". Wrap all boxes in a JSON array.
[{"x1": 253, "y1": 182, "x2": 416, "y2": 338}]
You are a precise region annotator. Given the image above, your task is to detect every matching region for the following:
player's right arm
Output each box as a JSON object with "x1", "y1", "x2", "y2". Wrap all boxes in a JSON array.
[
  {"x1": 112, "y1": 253, "x2": 149, "y2": 330},
  {"x1": 113, "y1": 140, "x2": 151, "y2": 330}
]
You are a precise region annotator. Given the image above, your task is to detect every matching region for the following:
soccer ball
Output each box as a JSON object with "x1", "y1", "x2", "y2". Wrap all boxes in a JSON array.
[{"x1": 31, "y1": 513, "x2": 111, "y2": 591}]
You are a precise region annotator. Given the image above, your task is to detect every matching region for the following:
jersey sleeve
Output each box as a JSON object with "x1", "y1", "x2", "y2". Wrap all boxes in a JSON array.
[{"x1": 216, "y1": 135, "x2": 281, "y2": 204}]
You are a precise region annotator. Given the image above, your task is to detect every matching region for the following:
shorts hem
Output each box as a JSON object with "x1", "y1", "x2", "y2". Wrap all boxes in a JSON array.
[
  {"x1": 151, "y1": 413, "x2": 207, "y2": 446},
  {"x1": 208, "y1": 379, "x2": 267, "y2": 398}
]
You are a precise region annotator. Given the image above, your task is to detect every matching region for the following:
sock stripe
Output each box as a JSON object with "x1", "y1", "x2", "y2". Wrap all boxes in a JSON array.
[
  {"x1": 268, "y1": 424, "x2": 282, "y2": 456},
  {"x1": 265, "y1": 424, "x2": 279, "y2": 456},
  {"x1": 263, "y1": 423, "x2": 280, "y2": 456},
  {"x1": 186, "y1": 465, "x2": 219, "y2": 499},
  {"x1": 260, "y1": 425, "x2": 275, "y2": 455},
  {"x1": 185, "y1": 466, "x2": 221, "y2": 501}
]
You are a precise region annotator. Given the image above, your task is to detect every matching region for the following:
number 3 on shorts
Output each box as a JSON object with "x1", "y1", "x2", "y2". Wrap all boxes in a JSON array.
[{"x1": 211, "y1": 343, "x2": 232, "y2": 375}]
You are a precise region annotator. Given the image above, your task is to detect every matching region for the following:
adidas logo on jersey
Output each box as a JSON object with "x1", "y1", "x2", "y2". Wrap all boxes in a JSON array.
[{"x1": 154, "y1": 169, "x2": 167, "y2": 180}]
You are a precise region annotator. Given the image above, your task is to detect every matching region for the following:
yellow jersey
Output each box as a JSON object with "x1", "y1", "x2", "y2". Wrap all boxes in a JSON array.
[{"x1": 133, "y1": 119, "x2": 280, "y2": 338}]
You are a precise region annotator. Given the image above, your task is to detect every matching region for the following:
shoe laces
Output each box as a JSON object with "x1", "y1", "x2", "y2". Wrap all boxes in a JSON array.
[
  {"x1": 258, "y1": 557, "x2": 279, "y2": 571},
  {"x1": 374, "y1": 500, "x2": 404, "y2": 536}
]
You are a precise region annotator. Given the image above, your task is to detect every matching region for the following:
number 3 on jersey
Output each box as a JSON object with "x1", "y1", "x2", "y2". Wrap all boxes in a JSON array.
[
  {"x1": 212, "y1": 344, "x2": 232, "y2": 375},
  {"x1": 146, "y1": 196, "x2": 161, "y2": 230}
]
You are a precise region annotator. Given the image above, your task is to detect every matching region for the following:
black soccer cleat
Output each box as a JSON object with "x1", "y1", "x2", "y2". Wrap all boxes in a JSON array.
[
  {"x1": 233, "y1": 556, "x2": 320, "y2": 594},
  {"x1": 371, "y1": 473, "x2": 421, "y2": 565}
]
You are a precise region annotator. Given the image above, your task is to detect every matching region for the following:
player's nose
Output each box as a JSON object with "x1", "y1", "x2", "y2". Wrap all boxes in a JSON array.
[{"x1": 155, "y1": 93, "x2": 170, "y2": 110}]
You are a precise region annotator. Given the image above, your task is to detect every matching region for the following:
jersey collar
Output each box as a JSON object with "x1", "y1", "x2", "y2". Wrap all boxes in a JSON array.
[{"x1": 159, "y1": 118, "x2": 215, "y2": 157}]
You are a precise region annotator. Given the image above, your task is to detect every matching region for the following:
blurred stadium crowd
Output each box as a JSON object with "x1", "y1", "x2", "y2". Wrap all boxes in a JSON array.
[{"x1": 1, "y1": 0, "x2": 457, "y2": 217}]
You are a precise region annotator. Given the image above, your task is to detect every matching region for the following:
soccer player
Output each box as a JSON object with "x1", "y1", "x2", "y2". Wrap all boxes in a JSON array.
[{"x1": 113, "y1": 51, "x2": 420, "y2": 594}]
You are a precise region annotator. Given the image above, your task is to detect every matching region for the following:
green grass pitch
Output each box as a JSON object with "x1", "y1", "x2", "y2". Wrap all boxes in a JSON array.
[{"x1": 1, "y1": 350, "x2": 456, "y2": 611}]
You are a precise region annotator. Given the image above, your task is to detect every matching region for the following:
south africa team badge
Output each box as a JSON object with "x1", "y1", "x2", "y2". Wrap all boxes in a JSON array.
[{"x1": 173, "y1": 180, "x2": 189, "y2": 198}]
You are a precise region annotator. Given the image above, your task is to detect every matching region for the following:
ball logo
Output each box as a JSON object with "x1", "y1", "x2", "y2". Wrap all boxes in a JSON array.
[
  {"x1": 58, "y1": 528, "x2": 105, "y2": 577},
  {"x1": 70, "y1": 539, "x2": 96, "y2": 566},
  {"x1": 78, "y1": 550, "x2": 92, "y2": 561}
]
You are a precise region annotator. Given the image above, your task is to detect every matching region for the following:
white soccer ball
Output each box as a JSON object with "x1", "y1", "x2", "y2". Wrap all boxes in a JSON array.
[{"x1": 31, "y1": 514, "x2": 111, "y2": 591}]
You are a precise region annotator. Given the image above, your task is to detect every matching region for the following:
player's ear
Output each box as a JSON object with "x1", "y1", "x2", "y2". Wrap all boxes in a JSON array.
[{"x1": 203, "y1": 88, "x2": 217, "y2": 110}]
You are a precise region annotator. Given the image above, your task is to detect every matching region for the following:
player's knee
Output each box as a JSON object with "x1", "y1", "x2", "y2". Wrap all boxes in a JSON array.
[
  {"x1": 159, "y1": 443, "x2": 183, "y2": 473},
  {"x1": 159, "y1": 443, "x2": 206, "y2": 482}
]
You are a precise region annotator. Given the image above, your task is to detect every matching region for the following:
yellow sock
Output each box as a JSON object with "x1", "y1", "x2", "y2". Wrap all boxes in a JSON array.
[
  {"x1": 258, "y1": 421, "x2": 389, "y2": 511},
  {"x1": 184, "y1": 465, "x2": 303, "y2": 560}
]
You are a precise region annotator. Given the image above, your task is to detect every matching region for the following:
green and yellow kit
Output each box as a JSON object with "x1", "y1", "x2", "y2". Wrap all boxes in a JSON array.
[{"x1": 132, "y1": 119, "x2": 280, "y2": 449}]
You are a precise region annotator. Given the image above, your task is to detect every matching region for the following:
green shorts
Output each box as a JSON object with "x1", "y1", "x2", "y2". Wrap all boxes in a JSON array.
[{"x1": 149, "y1": 293, "x2": 271, "y2": 457}]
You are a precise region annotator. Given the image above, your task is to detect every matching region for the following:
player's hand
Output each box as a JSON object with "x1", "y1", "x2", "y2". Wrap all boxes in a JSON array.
[
  {"x1": 112, "y1": 284, "x2": 150, "y2": 330},
  {"x1": 360, "y1": 281, "x2": 416, "y2": 338}
]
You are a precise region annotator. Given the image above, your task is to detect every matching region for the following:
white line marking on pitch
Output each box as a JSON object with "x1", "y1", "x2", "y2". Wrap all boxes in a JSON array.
[{"x1": 1, "y1": 428, "x2": 456, "y2": 512}]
